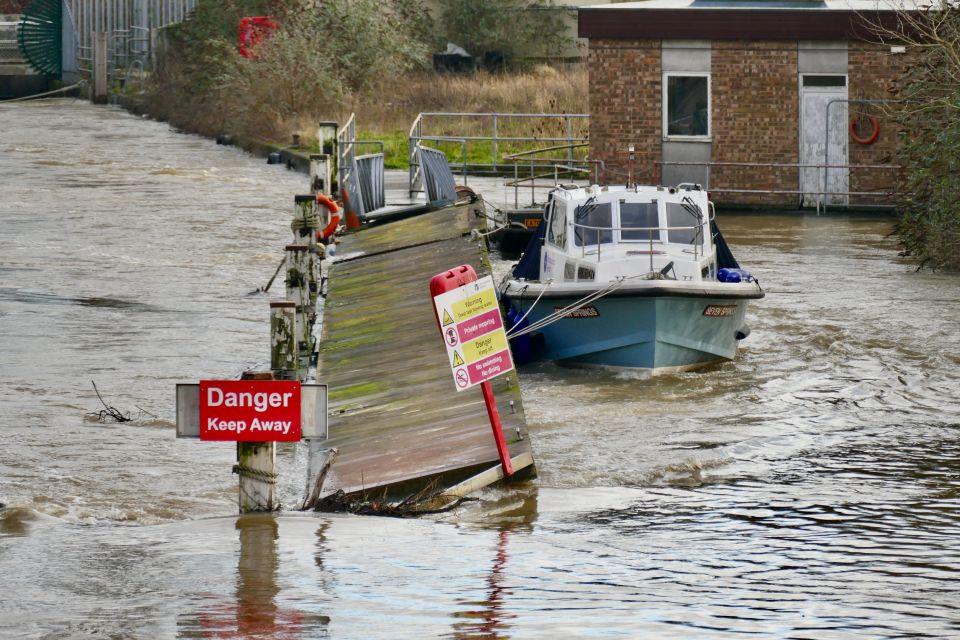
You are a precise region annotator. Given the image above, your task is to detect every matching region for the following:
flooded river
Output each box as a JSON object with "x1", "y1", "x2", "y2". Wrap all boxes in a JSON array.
[{"x1": 1, "y1": 100, "x2": 959, "y2": 639}]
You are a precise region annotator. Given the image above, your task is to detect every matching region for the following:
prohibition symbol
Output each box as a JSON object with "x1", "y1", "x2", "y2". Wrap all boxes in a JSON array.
[
  {"x1": 455, "y1": 368, "x2": 469, "y2": 388},
  {"x1": 445, "y1": 326, "x2": 459, "y2": 346}
]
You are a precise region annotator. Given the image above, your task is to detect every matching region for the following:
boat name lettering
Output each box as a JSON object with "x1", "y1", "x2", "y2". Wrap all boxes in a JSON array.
[
  {"x1": 703, "y1": 304, "x2": 738, "y2": 317},
  {"x1": 555, "y1": 306, "x2": 600, "y2": 318}
]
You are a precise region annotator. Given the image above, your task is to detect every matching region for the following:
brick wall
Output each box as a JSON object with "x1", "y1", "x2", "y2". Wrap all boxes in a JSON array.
[
  {"x1": 711, "y1": 41, "x2": 799, "y2": 207},
  {"x1": 848, "y1": 43, "x2": 912, "y2": 206},
  {"x1": 588, "y1": 39, "x2": 661, "y2": 185},
  {"x1": 588, "y1": 36, "x2": 906, "y2": 209}
]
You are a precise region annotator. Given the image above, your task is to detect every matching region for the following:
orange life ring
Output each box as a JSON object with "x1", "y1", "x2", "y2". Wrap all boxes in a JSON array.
[
  {"x1": 850, "y1": 114, "x2": 880, "y2": 145},
  {"x1": 315, "y1": 194, "x2": 340, "y2": 240}
]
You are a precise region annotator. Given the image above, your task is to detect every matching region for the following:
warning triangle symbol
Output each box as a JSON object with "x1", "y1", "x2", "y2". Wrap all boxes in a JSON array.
[
  {"x1": 442, "y1": 309, "x2": 454, "y2": 326},
  {"x1": 452, "y1": 351, "x2": 465, "y2": 367}
]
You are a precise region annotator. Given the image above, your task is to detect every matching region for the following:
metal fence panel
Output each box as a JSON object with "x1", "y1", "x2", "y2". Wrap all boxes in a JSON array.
[
  {"x1": 355, "y1": 153, "x2": 384, "y2": 213},
  {"x1": 418, "y1": 146, "x2": 457, "y2": 204}
]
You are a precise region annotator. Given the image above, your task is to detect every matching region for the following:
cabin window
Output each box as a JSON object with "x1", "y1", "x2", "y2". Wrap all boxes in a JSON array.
[
  {"x1": 547, "y1": 202, "x2": 566, "y2": 248},
  {"x1": 666, "y1": 202, "x2": 704, "y2": 245},
  {"x1": 574, "y1": 202, "x2": 613, "y2": 247},
  {"x1": 619, "y1": 201, "x2": 660, "y2": 242},
  {"x1": 663, "y1": 73, "x2": 710, "y2": 139},
  {"x1": 577, "y1": 265, "x2": 596, "y2": 281}
]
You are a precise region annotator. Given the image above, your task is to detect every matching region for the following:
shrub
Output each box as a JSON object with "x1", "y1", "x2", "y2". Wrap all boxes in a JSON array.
[{"x1": 880, "y1": 2, "x2": 960, "y2": 270}]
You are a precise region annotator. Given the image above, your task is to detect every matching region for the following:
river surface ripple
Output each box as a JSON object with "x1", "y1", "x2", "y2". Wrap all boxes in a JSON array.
[{"x1": 0, "y1": 100, "x2": 958, "y2": 639}]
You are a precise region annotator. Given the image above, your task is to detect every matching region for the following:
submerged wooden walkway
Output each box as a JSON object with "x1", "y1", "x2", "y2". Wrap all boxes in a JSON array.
[{"x1": 313, "y1": 196, "x2": 535, "y2": 505}]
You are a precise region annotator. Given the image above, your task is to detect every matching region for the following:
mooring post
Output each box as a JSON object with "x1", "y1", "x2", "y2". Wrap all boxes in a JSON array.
[
  {"x1": 93, "y1": 32, "x2": 108, "y2": 104},
  {"x1": 284, "y1": 244, "x2": 312, "y2": 374},
  {"x1": 309, "y1": 154, "x2": 332, "y2": 196},
  {"x1": 292, "y1": 196, "x2": 322, "y2": 326},
  {"x1": 236, "y1": 370, "x2": 278, "y2": 513},
  {"x1": 270, "y1": 300, "x2": 298, "y2": 381}
]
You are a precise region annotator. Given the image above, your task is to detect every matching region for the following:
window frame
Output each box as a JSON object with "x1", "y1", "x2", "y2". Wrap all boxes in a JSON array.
[
  {"x1": 662, "y1": 72, "x2": 712, "y2": 141},
  {"x1": 547, "y1": 201, "x2": 567, "y2": 249}
]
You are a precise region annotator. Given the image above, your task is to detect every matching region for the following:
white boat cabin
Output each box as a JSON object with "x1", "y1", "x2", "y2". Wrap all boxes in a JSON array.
[{"x1": 539, "y1": 184, "x2": 716, "y2": 284}]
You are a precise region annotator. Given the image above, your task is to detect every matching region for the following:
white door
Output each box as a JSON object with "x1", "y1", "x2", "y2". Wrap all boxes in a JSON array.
[{"x1": 800, "y1": 75, "x2": 848, "y2": 207}]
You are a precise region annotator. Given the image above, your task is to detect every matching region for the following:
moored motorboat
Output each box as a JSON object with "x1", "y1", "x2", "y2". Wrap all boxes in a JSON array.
[{"x1": 498, "y1": 183, "x2": 763, "y2": 372}]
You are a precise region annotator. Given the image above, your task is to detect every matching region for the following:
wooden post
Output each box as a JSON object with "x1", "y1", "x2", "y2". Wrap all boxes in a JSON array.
[
  {"x1": 284, "y1": 244, "x2": 311, "y2": 374},
  {"x1": 292, "y1": 196, "x2": 321, "y2": 332},
  {"x1": 270, "y1": 300, "x2": 298, "y2": 381},
  {"x1": 309, "y1": 154, "x2": 332, "y2": 196},
  {"x1": 236, "y1": 370, "x2": 278, "y2": 513},
  {"x1": 93, "y1": 32, "x2": 108, "y2": 104}
]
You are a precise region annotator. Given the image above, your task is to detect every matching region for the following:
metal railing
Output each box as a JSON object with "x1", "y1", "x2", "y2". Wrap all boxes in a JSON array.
[
  {"x1": 0, "y1": 20, "x2": 22, "y2": 65},
  {"x1": 337, "y1": 113, "x2": 385, "y2": 217},
  {"x1": 504, "y1": 143, "x2": 602, "y2": 208},
  {"x1": 65, "y1": 0, "x2": 197, "y2": 84},
  {"x1": 408, "y1": 111, "x2": 589, "y2": 198},
  {"x1": 654, "y1": 160, "x2": 901, "y2": 213},
  {"x1": 570, "y1": 217, "x2": 712, "y2": 266}
]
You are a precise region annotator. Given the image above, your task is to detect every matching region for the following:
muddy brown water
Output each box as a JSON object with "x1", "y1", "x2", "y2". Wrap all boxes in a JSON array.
[{"x1": 1, "y1": 100, "x2": 958, "y2": 639}]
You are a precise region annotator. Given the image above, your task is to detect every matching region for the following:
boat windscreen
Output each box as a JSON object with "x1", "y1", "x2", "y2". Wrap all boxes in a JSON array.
[
  {"x1": 574, "y1": 202, "x2": 613, "y2": 246},
  {"x1": 666, "y1": 202, "x2": 703, "y2": 245},
  {"x1": 620, "y1": 201, "x2": 659, "y2": 241}
]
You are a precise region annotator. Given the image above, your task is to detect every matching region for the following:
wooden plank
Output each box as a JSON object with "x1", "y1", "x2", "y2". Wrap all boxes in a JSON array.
[{"x1": 315, "y1": 198, "x2": 535, "y2": 500}]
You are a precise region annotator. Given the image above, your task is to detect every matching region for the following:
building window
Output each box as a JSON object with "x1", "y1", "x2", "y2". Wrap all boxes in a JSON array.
[{"x1": 664, "y1": 73, "x2": 710, "y2": 139}]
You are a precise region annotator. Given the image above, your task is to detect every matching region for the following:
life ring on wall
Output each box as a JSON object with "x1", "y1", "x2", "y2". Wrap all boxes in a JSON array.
[
  {"x1": 315, "y1": 194, "x2": 340, "y2": 240},
  {"x1": 850, "y1": 114, "x2": 880, "y2": 145}
]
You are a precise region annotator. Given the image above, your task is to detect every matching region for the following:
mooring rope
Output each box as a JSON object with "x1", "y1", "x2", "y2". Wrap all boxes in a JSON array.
[
  {"x1": 232, "y1": 464, "x2": 279, "y2": 484},
  {"x1": 505, "y1": 273, "x2": 657, "y2": 339}
]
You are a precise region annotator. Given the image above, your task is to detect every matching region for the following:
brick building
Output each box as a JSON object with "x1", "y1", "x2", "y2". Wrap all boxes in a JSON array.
[{"x1": 579, "y1": 0, "x2": 915, "y2": 209}]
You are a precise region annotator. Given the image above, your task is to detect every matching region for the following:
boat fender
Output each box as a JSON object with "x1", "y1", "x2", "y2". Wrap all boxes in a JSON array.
[
  {"x1": 315, "y1": 194, "x2": 341, "y2": 241},
  {"x1": 506, "y1": 307, "x2": 532, "y2": 365},
  {"x1": 735, "y1": 325, "x2": 751, "y2": 341},
  {"x1": 659, "y1": 261, "x2": 675, "y2": 279},
  {"x1": 718, "y1": 267, "x2": 753, "y2": 283}
]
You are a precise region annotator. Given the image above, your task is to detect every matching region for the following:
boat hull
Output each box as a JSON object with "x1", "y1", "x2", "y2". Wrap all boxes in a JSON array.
[{"x1": 502, "y1": 283, "x2": 759, "y2": 371}]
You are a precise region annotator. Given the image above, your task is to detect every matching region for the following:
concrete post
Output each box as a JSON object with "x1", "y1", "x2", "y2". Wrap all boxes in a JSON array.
[
  {"x1": 93, "y1": 32, "x2": 108, "y2": 104},
  {"x1": 236, "y1": 370, "x2": 277, "y2": 513},
  {"x1": 284, "y1": 244, "x2": 311, "y2": 374}
]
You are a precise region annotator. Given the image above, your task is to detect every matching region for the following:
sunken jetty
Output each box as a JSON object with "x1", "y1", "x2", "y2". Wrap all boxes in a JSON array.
[{"x1": 311, "y1": 195, "x2": 536, "y2": 512}]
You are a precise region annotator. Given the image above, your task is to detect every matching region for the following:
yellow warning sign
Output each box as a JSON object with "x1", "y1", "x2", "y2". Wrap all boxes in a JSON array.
[
  {"x1": 462, "y1": 330, "x2": 508, "y2": 362},
  {"x1": 451, "y1": 288, "x2": 497, "y2": 323},
  {"x1": 442, "y1": 309, "x2": 454, "y2": 326},
  {"x1": 452, "y1": 351, "x2": 465, "y2": 367}
]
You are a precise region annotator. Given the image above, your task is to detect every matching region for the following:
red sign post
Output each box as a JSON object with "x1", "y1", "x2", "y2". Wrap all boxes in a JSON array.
[
  {"x1": 430, "y1": 265, "x2": 514, "y2": 476},
  {"x1": 199, "y1": 380, "x2": 301, "y2": 442}
]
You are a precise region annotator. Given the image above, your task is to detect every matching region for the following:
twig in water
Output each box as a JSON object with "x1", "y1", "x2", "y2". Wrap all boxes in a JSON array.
[{"x1": 88, "y1": 380, "x2": 132, "y2": 423}]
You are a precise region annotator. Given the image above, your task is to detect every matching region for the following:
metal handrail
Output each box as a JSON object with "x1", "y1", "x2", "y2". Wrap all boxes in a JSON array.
[
  {"x1": 408, "y1": 111, "x2": 590, "y2": 197},
  {"x1": 654, "y1": 159, "x2": 901, "y2": 213},
  {"x1": 569, "y1": 219, "x2": 709, "y2": 264}
]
